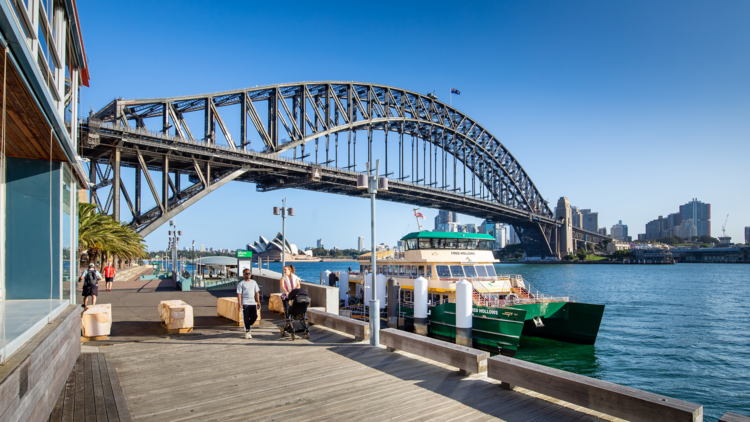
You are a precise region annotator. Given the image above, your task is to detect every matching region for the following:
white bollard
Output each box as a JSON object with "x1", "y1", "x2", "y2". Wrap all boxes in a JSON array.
[
  {"x1": 455, "y1": 279, "x2": 473, "y2": 347},
  {"x1": 323, "y1": 270, "x2": 331, "y2": 286},
  {"x1": 375, "y1": 274, "x2": 386, "y2": 309},
  {"x1": 338, "y1": 272, "x2": 349, "y2": 301},
  {"x1": 413, "y1": 276, "x2": 429, "y2": 335}
]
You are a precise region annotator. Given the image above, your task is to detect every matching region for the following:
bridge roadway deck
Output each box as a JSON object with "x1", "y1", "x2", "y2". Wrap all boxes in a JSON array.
[{"x1": 82, "y1": 281, "x2": 618, "y2": 421}]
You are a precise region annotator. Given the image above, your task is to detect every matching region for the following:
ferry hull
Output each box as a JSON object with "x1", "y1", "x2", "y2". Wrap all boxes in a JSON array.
[
  {"x1": 399, "y1": 301, "x2": 604, "y2": 354},
  {"x1": 518, "y1": 302, "x2": 605, "y2": 345}
]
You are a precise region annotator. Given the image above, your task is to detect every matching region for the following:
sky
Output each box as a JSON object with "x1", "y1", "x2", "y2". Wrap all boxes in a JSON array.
[{"x1": 77, "y1": 1, "x2": 750, "y2": 251}]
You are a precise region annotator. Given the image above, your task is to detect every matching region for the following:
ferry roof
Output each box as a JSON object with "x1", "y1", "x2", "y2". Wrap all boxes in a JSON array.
[{"x1": 401, "y1": 232, "x2": 495, "y2": 241}]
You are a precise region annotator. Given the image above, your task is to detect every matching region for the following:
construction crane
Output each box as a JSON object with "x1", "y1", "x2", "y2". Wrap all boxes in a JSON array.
[{"x1": 722, "y1": 214, "x2": 729, "y2": 237}]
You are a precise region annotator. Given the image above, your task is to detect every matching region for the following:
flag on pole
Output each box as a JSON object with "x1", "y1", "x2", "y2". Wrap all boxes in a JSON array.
[
  {"x1": 451, "y1": 88, "x2": 460, "y2": 95},
  {"x1": 414, "y1": 211, "x2": 425, "y2": 219}
]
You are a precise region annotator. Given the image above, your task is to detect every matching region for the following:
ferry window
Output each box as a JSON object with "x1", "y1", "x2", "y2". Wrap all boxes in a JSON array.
[
  {"x1": 443, "y1": 294, "x2": 449, "y2": 303},
  {"x1": 419, "y1": 239, "x2": 431, "y2": 249},
  {"x1": 411, "y1": 266, "x2": 417, "y2": 277},
  {"x1": 436, "y1": 239, "x2": 445, "y2": 249},
  {"x1": 467, "y1": 240, "x2": 478, "y2": 249},
  {"x1": 388, "y1": 265, "x2": 393, "y2": 275},
  {"x1": 458, "y1": 240, "x2": 468, "y2": 249},
  {"x1": 427, "y1": 266, "x2": 432, "y2": 277},
  {"x1": 399, "y1": 266, "x2": 406, "y2": 276},
  {"x1": 436, "y1": 265, "x2": 451, "y2": 277},
  {"x1": 475, "y1": 265, "x2": 488, "y2": 277},
  {"x1": 446, "y1": 239, "x2": 458, "y2": 249},
  {"x1": 485, "y1": 265, "x2": 497, "y2": 277},
  {"x1": 450, "y1": 265, "x2": 464, "y2": 278},
  {"x1": 417, "y1": 266, "x2": 425, "y2": 276},
  {"x1": 464, "y1": 266, "x2": 477, "y2": 277}
]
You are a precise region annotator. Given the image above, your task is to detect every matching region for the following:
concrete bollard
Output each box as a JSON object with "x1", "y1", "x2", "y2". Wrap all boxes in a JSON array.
[
  {"x1": 387, "y1": 278, "x2": 399, "y2": 328},
  {"x1": 339, "y1": 272, "x2": 349, "y2": 302},
  {"x1": 414, "y1": 276, "x2": 428, "y2": 335},
  {"x1": 455, "y1": 279, "x2": 473, "y2": 348}
]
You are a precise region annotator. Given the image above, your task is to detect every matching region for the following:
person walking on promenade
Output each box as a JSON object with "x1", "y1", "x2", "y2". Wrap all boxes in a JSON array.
[
  {"x1": 280, "y1": 264, "x2": 301, "y2": 316},
  {"x1": 79, "y1": 263, "x2": 101, "y2": 308},
  {"x1": 237, "y1": 268, "x2": 261, "y2": 339},
  {"x1": 103, "y1": 262, "x2": 116, "y2": 292}
]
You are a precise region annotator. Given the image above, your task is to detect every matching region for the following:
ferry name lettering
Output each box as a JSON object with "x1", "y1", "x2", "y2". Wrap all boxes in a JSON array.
[
  {"x1": 450, "y1": 252, "x2": 476, "y2": 255},
  {"x1": 472, "y1": 307, "x2": 498, "y2": 316}
]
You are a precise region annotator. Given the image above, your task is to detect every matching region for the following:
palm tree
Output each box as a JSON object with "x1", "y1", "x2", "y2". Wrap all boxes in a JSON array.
[{"x1": 78, "y1": 203, "x2": 147, "y2": 268}]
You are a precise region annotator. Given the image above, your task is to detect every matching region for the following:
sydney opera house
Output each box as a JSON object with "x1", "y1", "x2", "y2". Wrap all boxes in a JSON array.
[{"x1": 246, "y1": 233, "x2": 313, "y2": 261}]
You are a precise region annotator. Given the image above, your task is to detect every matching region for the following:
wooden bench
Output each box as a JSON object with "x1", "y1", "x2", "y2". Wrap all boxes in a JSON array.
[
  {"x1": 307, "y1": 309, "x2": 369, "y2": 341},
  {"x1": 488, "y1": 355, "x2": 703, "y2": 422},
  {"x1": 379, "y1": 328, "x2": 489, "y2": 375},
  {"x1": 721, "y1": 412, "x2": 750, "y2": 422}
]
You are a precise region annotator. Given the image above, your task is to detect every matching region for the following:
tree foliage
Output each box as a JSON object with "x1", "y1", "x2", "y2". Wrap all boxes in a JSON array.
[
  {"x1": 78, "y1": 203, "x2": 147, "y2": 267},
  {"x1": 576, "y1": 249, "x2": 588, "y2": 261}
]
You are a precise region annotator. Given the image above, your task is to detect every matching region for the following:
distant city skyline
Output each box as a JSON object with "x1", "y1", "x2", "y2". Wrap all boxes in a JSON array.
[{"x1": 76, "y1": 1, "x2": 750, "y2": 251}]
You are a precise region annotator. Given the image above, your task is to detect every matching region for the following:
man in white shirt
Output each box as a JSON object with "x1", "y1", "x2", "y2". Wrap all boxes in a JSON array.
[{"x1": 237, "y1": 269, "x2": 261, "y2": 339}]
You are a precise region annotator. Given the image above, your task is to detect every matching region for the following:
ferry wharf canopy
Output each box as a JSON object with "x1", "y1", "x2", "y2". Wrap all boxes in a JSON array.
[
  {"x1": 0, "y1": 0, "x2": 90, "y2": 420},
  {"x1": 84, "y1": 82, "x2": 607, "y2": 257}
]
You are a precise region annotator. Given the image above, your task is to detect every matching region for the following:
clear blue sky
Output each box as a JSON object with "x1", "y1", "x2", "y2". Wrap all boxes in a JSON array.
[{"x1": 78, "y1": 1, "x2": 750, "y2": 251}]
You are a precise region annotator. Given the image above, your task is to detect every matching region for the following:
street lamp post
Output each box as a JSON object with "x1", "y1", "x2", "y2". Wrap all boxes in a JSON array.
[
  {"x1": 357, "y1": 159, "x2": 388, "y2": 346},
  {"x1": 191, "y1": 240, "x2": 195, "y2": 285},
  {"x1": 167, "y1": 221, "x2": 182, "y2": 280},
  {"x1": 273, "y1": 199, "x2": 294, "y2": 289}
]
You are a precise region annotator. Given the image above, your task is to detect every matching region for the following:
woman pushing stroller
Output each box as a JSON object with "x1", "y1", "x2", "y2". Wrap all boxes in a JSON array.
[{"x1": 280, "y1": 264, "x2": 301, "y2": 315}]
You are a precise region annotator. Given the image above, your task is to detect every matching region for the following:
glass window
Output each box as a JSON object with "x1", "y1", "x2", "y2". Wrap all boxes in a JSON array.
[
  {"x1": 417, "y1": 265, "x2": 425, "y2": 276},
  {"x1": 387, "y1": 265, "x2": 393, "y2": 275},
  {"x1": 426, "y1": 266, "x2": 432, "y2": 277},
  {"x1": 419, "y1": 239, "x2": 431, "y2": 249},
  {"x1": 446, "y1": 239, "x2": 458, "y2": 249},
  {"x1": 443, "y1": 294, "x2": 449, "y2": 303},
  {"x1": 399, "y1": 265, "x2": 405, "y2": 276},
  {"x1": 486, "y1": 265, "x2": 497, "y2": 277},
  {"x1": 450, "y1": 265, "x2": 464, "y2": 278},
  {"x1": 436, "y1": 265, "x2": 450, "y2": 277},
  {"x1": 62, "y1": 170, "x2": 72, "y2": 302},
  {"x1": 436, "y1": 239, "x2": 445, "y2": 249},
  {"x1": 463, "y1": 266, "x2": 477, "y2": 278},
  {"x1": 458, "y1": 240, "x2": 468, "y2": 249},
  {"x1": 475, "y1": 265, "x2": 488, "y2": 277}
]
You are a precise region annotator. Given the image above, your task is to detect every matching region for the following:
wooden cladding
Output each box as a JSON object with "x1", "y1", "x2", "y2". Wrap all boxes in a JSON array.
[{"x1": 0, "y1": 50, "x2": 67, "y2": 162}]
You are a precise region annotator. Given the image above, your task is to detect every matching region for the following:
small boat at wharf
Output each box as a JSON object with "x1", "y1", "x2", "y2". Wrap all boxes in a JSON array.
[{"x1": 343, "y1": 231, "x2": 605, "y2": 356}]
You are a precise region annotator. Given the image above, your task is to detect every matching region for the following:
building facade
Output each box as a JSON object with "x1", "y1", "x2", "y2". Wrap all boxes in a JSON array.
[
  {"x1": 611, "y1": 220, "x2": 629, "y2": 241},
  {"x1": 0, "y1": 0, "x2": 91, "y2": 419},
  {"x1": 679, "y1": 198, "x2": 711, "y2": 237},
  {"x1": 745, "y1": 227, "x2": 750, "y2": 244},
  {"x1": 582, "y1": 211, "x2": 598, "y2": 232},
  {"x1": 357, "y1": 236, "x2": 364, "y2": 252},
  {"x1": 434, "y1": 210, "x2": 457, "y2": 231}
]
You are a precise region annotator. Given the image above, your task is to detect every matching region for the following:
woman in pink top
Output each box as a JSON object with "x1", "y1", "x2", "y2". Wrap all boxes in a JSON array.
[{"x1": 280, "y1": 265, "x2": 301, "y2": 315}]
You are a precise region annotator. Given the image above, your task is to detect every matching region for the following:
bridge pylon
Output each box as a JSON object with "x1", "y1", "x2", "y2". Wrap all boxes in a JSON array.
[{"x1": 556, "y1": 197, "x2": 574, "y2": 258}]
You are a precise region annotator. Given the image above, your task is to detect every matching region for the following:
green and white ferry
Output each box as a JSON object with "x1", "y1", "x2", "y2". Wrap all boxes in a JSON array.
[{"x1": 345, "y1": 231, "x2": 605, "y2": 356}]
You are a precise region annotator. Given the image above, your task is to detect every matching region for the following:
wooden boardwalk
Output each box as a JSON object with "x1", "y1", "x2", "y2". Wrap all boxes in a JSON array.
[
  {"x1": 99, "y1": 318, "x2": 621, "y2": 422},
  {"x1": 49, "y1": 353, "x2": 131, "y2": 422}
]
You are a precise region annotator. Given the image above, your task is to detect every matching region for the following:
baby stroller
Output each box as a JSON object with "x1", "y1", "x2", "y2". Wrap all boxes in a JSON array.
[{"x1": 279, "y1": 288, "x2": 311, "y2": 340}]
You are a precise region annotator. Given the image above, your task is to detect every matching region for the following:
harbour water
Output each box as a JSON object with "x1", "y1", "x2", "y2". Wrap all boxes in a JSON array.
[{"x1": 302, "y1": 260, "x2": 745, "y2": 421}]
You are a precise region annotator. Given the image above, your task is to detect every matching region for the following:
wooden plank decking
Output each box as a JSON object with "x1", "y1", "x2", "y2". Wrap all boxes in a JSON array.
[
  {"x1": 99, "y1": 321, "x2": 620, "y2": 421},
  {"x1": 48, "y1": 353, "x2": 131, "y2": 422}
]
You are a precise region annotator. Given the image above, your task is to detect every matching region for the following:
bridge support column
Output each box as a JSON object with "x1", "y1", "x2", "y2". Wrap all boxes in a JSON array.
[
  {"x1": 162, "y1": 156, "x2": 169, "y2": 212},
  {"x1": 113, "y1": 148, "x2": 120, "y2": 221},
  {"x1": 556, "y1": 197, "x2": 573, "y2": 258}
]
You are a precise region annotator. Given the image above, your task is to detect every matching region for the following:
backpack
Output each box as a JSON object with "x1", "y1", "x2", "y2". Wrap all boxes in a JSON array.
[{"x1": 84, "y1": 270, "x2": 98, "y2": 287}]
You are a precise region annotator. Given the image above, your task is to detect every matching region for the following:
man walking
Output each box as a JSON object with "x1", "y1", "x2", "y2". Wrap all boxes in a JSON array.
[
  {"x1": 103, "y1": 262, "x2": 116, "y2": 292},
  {"x1": 79, "y1": 263, "x2": 101, "y2": 308},
  {"x1": 237, "y1": 269, "x2": 261, "y2": 339}
]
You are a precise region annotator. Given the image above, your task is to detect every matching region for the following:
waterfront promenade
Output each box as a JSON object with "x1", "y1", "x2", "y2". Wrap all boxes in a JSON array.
[{"x1": 75, "y1": 268, "x2": 620, "y2": 421}]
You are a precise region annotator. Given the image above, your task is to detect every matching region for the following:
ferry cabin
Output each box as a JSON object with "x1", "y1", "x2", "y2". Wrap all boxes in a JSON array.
[{"x1": 347, "y1": 232, "x2": 525, "y2": 305}]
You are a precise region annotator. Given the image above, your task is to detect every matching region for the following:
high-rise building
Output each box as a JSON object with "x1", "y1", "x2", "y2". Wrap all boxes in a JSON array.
[
  {"x1": 201, "y1": 245, "x2": 205, "y2": 252},
  {"x1": 465, "y1": 223, "x2": 477, "y2": 233},
  {"x1": 509, "y1": 225, "x2": 520, "y2": 244},
  {"x1": 582, "y1": 212, "x2": 599, "y2": 232},
  {"x1": 679, "y1": 199, "x2": 711, "y2": 237},
  {"x1": 646, "y1": 216, "x2": 668, "y2": 240},
  {"x1": 598, "y1": 228, "x2": 607, "y2": 236},
  {"x1": 434, "y1": 210, "x2": 458, "y2": 231},
  {"x1": 357, "y1": 236, "x2": 364, "y2": 252},
  {"x1": 745, "y1": 227, "x2": 750, "y2": 244},
  {"x1": 611, "y1": 220, "x2": 629, "y2": 241},
  {"x1": 571, "y1": 207, "x2": 583, "y2": 229},
  {"x1": 317, "y1": 239, "x2": 323, "y2": 248}
]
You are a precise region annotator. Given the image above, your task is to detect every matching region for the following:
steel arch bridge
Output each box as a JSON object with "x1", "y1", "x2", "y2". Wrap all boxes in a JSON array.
[{"x1": 83, "y1": 81, "x2": 606, "y2": 257}]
